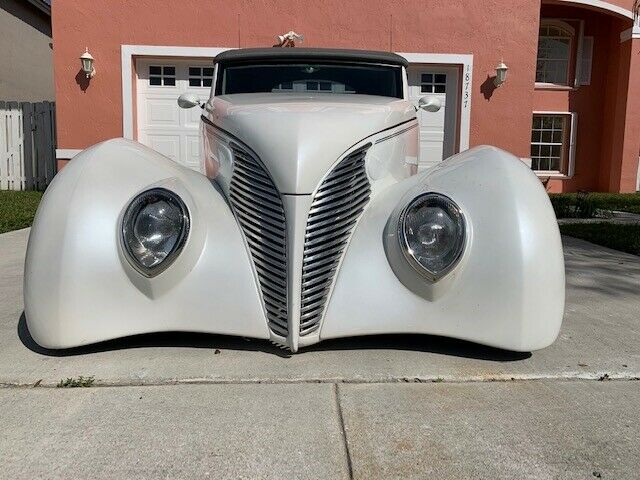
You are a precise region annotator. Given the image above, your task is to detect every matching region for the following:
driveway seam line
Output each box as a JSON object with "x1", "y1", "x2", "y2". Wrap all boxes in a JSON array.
[
  {"x1": 333, "y1": 383, "x2": 354, "y2": 480},
  {"x1": 1, "y1": 373, "x2": 638, "y2": 389}
]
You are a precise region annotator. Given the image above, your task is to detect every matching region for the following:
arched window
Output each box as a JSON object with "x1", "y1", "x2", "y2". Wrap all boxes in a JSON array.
[{"x1": 536, "y1": 20, "x2": 575, "y2": 85}]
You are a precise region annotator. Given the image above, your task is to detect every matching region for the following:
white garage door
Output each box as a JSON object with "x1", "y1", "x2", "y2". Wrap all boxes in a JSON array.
[
  {"x1": 136, "y1": 58, "x2": 213, "y2": 171},
  {"x1": 407, "y1": 66, "x2": 459, "y2": 170}
]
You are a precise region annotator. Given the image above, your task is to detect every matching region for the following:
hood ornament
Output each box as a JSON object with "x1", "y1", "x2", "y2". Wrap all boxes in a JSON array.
[{"x1": 275, "y1": 31, "x2": 304, "y2": 47}]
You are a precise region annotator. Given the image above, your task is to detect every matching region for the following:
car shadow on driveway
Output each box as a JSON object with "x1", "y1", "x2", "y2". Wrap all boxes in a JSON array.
[{"x1": 17, "y1": 312, "x2": 530, "y2": 362}]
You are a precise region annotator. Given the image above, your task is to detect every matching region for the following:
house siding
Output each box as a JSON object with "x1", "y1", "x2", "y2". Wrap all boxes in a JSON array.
[{"x1": 0, "y1": 0, "x2": 53, "y2": 101}]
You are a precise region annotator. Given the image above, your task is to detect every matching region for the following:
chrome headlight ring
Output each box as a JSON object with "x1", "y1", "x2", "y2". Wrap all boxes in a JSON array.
[
  {"x1": 121, "y1": 188, "x2": 190, "y2": 277},
  {"x1": 398, "y1": 192, "x2": 466, "y2": 282}
]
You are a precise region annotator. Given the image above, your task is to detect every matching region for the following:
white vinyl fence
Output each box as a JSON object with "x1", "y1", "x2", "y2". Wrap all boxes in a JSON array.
[{"x1": 0, "y1": 101, "x2": 56, "y2": 191}]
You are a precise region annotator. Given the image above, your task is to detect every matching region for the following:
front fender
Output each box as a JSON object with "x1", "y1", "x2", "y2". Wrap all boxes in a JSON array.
[
  {"x1": 320, "y1": 146, "x2": 565, "y2": 351},
  {"x1": 24, "y1": 138, "x2": 269, "y2": 349}
]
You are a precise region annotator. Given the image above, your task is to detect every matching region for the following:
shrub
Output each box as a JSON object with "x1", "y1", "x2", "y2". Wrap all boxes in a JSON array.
[
  {"x1": 549, "y1": 194, "x2": 575, "y2": 219},
  {"x1": 549, "y1": 192, "x2": 640, "y2": 218}
]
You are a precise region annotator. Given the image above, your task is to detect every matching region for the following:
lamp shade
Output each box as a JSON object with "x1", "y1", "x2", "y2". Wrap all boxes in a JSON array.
[
  {"x1": 80, "y1": 48, "x2": 95, "y2": 78},
  {"x1": 495, "y1": 61, "x2": 508, "y2": 87}
]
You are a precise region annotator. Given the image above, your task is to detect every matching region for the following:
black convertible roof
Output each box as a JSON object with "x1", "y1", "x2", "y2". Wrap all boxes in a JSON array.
[{"x1": 213, "y1": 48, "x2": 409, "y2": 68}]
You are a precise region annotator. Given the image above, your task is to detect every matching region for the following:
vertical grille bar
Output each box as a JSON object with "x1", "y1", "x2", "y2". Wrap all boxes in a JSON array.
[
  {"x1": 299, "y1": 145, "x2": 372, "y2": 336},
  {"x1": 228, "y1": 143, "x2": 289, "y2": 338}
]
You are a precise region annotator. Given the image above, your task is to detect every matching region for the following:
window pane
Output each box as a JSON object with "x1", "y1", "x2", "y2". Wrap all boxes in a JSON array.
[
  {"x1": 434, "y1": 84, "x2": 446, "y2": 93},
  {"x1": 189, "y1": 78, "x2": 201, "y2": 87},
  {"x1": 306, "y1": 81, "x2": 318, "y2": 91},
  {"x1": 531, "y1": 114, "x2": 569, "y2": 172},
  {"x1": 203, "y1": 67, "x2": 214, "y2": 77},
  {"x1": 421, "y1": 84, "x2": 433, "y2": 93},
  {"x1": 536, "y1": 28, "x2": 571, "y2": 84},
  {"x1": 149, "y1": 76, "x2": 161, "y2": 86},
  {"x1": 203, "y1": 78, "x2": 212, "y2": 87},
  {"x1": 164, "y1": 66, "x2": 175, "y2": 75},
  {"x1": 531, "y1": 158, "x2": 540, "y2": 170},
  {"x1": 149, "y1": 66, "x2": 161, "y2": 75},
  {"x1": 434, "y1": 74, "x2": 446, "y2": 83},
  {"x1": 221, "y1": 63, "x2": 403, "y2": 98},
  {"x1": 319, "y1": 81, "x2": 332, "y2": 91},
  {"x1": 421, "y1": 73, "x2": 433, "y2": 83},
  {"x1": 189, "y1": 67, "x2": 201, "y2": 76},
  {"x1": 164, "y1": 77, "x2": 175, "y2": 86}
]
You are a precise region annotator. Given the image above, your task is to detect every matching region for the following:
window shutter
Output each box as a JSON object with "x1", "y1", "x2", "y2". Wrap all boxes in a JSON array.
[{"x1": 579, "y1": 36, "x2": 594, "y2": 86}]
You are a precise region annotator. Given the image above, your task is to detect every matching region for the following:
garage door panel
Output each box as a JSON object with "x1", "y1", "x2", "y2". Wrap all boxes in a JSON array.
[
  {"x1": 185, "y1": 135, "x2": 201, "y2": 168},
  {"x1": 147, "y1": 134, "x2": 181, "y2": 162},
  {"x1": 146, "y1": 99, "x2": 181, "y2": 126},
  {"x1": 136, "y1": 58, "x2": 213, "y2": 171},
  {"x1": 184, "y1": 103, "x2": 206, "y2": 128}
]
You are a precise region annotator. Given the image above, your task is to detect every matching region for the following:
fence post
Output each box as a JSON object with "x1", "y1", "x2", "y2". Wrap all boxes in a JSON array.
[
  {"x1": 42, "y1": 102, "x2": 55, "y2": 184},
  {"x1": 0, "y1": 101, "x2": 6, "y2": 190},
  {"x1": 21, "y1": 103, "x2": 35, "y2": 190}
]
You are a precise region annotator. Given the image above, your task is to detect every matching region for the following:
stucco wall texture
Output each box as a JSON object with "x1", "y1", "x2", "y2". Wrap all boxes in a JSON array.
[{"x1": 51, "y1": 0, "x2": 639, "y2": 192}]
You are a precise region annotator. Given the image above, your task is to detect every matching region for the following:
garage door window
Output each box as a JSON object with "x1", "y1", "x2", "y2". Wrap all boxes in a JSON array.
[
  {"x1": 149, "y1": 66, "x2": 176, "y2": 86},
  {"x1": 421, "y1": 73, "x2": 447, "y2": 93},
  {"x1": 189, "y1": 67, "x2": 214, "y2": 87}
]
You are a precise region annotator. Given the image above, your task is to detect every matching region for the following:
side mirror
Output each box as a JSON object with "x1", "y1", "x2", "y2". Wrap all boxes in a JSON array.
[
  {"x1": 418, "y1": 96, "x2": 442, "y2": 113},
  {"x1": 177, "y1": 93, "x2": 202, "y2": 109}
]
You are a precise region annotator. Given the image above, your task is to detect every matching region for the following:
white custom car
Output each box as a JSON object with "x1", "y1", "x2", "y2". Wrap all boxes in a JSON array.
[{"x1": 24, "y1": 48, "x2": 565, "y2": 352}]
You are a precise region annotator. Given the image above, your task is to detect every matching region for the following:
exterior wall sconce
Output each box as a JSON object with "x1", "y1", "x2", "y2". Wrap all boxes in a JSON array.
[
  {"x1": 80, "y1": 48, "x2": 96, "y2": 79},
  {"x1": 494, "y1": 60, "x2": 508, "y2": 87}
]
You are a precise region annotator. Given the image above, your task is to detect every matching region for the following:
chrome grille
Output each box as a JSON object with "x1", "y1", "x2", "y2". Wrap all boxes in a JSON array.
[
  {"x1": 299, "y1": 145, "x2": 372, "y2": 336},
  {"x1": 228, "y1": 143, "x2": 289, "y2": 337}
]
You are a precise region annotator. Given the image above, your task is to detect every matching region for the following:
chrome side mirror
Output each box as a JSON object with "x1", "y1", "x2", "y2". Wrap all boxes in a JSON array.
[
  {"x1": 418, "y1": 96, "x2": 442, "y2": 113},
  {"x1": 177, "y1": 93, "x2": 202, "y2": 109}
]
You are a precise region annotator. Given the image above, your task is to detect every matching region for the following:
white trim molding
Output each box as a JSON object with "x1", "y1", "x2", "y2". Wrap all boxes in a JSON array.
[
  {"x1": 620, "y1": 25, "x2": 640, "y2": 42},
  {"x1": 121, "y1": 46, "x2": 474, "y2": 154},
  {"x1": 56, "y1": 149, "x2": 81, "y2": 160},
  {"x1": 397, "y1": 52, "x2": 474, "y2": 152},
  {"x1": 552, "y1": 0, "x2": 634, "y2": 19}
]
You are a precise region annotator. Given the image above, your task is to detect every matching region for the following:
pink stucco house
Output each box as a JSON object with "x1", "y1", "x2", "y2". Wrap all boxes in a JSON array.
[{"x1": 52, "y1": 0, "x2": 640, "y2": 192}]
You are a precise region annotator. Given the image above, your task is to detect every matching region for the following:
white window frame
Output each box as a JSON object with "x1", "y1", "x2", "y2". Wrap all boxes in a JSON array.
[
  {"x1": 535, "y1": 19, "x2": 576, "y2": 88},
  {"x1": 529, "y1": 111, "x2": 578, "y2": 178}
]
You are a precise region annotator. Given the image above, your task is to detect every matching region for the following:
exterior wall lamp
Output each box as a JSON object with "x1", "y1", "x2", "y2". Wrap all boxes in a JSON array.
[
  {"x1": 494, "y1": 60, "x2": 509, "y2": 87},
  {"x1": 80, "y1": 48, "x2": 96, "y2": 79}
]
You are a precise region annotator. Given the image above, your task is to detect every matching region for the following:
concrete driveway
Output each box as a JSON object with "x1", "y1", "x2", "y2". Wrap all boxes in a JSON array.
[{"x1": 1, "y1": 228, "x2": 638, "y2": 479}]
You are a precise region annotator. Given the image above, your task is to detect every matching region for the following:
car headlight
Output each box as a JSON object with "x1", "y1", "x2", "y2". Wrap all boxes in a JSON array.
[
  {"x1": 121, "y1": 188, "x2": 190, "y2": 277},
  {"x1": 398, "y1": 193, "x2": 465, "y2": 281}
]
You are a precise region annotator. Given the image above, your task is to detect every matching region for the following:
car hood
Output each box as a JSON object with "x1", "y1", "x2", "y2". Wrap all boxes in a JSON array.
[{"x1": 206, "y1": 93, "x2": 416, "y2": 194}]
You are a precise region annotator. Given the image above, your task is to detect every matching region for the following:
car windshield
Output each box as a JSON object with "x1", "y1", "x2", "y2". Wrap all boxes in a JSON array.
[{"x1": 216, "y1": 62, "x2": 403, "y2": 99}]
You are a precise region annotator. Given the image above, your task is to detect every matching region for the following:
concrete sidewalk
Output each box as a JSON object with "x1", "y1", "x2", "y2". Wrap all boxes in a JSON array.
[{"x1": 1, "y1": 228, "x2": 639, "y2": 479}]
